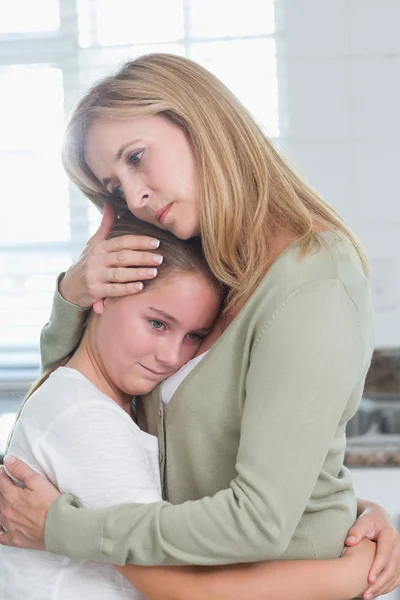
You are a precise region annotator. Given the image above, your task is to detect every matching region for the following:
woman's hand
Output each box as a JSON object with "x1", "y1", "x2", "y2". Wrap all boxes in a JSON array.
[
  {"x1": 60, "y1": 203, "x2": 163, "y2": 308},
  {"x1": 0, "y1": 457, "x2": 60, "y2": 550},
  {"x1": 347, "y1": 498, "x2": 400, "y2": 599}
]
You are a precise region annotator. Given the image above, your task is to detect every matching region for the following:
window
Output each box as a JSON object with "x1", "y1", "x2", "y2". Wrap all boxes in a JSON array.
[
  {"x1": 0, "y1": 0, "x2": 60, "y2": 34},
  {"x1": 0, "y1": 0, "x2": 279, "y2": 450}
]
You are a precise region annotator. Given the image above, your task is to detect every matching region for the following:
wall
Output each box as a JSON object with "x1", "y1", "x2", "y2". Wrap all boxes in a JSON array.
[{"x1": 278, "y1": 0, "x2": 400, "y2": 347}]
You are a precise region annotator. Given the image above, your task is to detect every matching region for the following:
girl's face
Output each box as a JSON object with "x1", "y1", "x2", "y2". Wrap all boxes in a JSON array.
[
  {"x1": 92, "y1": 272, "x2": 220, "y2": 396},
  {"x1": 85, "y1": 115, "x2": 200, "y2": 240}
]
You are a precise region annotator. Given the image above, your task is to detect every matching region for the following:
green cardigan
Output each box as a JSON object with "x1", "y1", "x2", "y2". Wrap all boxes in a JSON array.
[{"x1": 42, "y1": 231, "x2": 374, "y2": 566}]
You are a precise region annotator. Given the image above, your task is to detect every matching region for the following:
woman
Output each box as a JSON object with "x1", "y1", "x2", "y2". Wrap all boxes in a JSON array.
[{"x1": 0, "y1": 54, "x2": 399, "y2": 600}]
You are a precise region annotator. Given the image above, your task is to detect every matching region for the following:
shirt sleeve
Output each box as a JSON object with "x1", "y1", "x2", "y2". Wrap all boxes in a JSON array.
[
  {"x1": 45, "y1": 279, "x2": 366, "y2": 566},
  {"x1": 35, "y1": 400, "x2": 162, "y2": 510},
  {"x1": 40, "y1": 273, "x2": 89, "y2": 372}
]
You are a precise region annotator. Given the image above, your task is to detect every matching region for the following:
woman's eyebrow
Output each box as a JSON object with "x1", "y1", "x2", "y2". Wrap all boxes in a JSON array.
[{"x1": 116, "y1": 139, "x2": 141, "y2": 161}]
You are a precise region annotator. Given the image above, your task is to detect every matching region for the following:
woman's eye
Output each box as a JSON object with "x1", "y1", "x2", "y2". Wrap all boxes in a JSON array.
[
  {"x1": 128, "y1": 150, "x2": 143, "y2": 165},
  {"x1": 112, "y1": 184, "x2": 125, "y2": 197},
  {"x1": 150, "y1": 319, "x2": 166, "y2": 331}
]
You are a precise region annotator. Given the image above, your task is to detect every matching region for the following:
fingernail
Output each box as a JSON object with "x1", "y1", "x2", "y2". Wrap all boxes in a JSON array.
[
  {"x1": 152, "y1": 254, "x2": 163, "y2": 265},
  {"x1": 365, "y1": 594, "x2": 374, "y2": 600},
  {"x1": 133, "y1": 282, "x2": 143, "y2": 291},
  {"x1": 147, "y1": 268, "x2": 157, "y2": 278},
  {"x1": 4, "y1": 455, "x2": 16, "y2": 465},
  {"x1": 150, "y1": 239, "x2": 160, "y2": 248},
  {"x1": 370, "y1": 575, "x2": 377, "y2": 583},
  {"x1": 346, "y1": 536, "x2": 356, "y2": 543}
]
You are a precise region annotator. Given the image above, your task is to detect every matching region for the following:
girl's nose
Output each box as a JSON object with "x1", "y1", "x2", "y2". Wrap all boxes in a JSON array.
[{"x1": 155, "y1": 338, "x2": 182, "y2": 369}]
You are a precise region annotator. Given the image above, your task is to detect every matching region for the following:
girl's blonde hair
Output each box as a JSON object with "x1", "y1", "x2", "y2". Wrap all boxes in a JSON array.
[
  {"x1": 63, "y1": 53, "x2": 368, "y2": 314},
  {"x1": 7, "y1": 212, "x2": 222, "y2": 450}
]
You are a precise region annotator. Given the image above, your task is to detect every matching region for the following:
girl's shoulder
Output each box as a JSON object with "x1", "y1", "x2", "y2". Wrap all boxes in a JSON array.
[{"x1": 19, "y1": 367, "x2": 128, "y2": 430}]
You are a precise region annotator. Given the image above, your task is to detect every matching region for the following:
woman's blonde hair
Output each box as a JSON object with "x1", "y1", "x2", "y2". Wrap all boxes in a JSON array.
[
  {"x1": 7, "y1": 212, "x2": 222, "y2": 450},
  {"x1": 63, "y1": 53, "x2": 368, "y2": 314}
]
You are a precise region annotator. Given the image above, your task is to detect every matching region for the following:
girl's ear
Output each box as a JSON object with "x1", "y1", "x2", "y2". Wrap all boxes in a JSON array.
[{"x1": 93, "y1": 299, "x2": 105, "y2": 315}]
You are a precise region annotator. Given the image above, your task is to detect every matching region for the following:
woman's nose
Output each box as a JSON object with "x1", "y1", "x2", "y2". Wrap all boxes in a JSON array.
[{"x1": 124, "y1": 179, "x2": 152, "y2": 210}]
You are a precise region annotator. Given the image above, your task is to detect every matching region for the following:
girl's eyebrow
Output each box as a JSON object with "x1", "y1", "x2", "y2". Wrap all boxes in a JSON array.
[{"x1": 148, "y1": 307, "x2": 178, "y2": 325}]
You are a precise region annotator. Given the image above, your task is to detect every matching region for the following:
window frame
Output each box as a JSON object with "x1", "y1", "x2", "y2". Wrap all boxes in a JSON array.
[{"x1": 0, "y1": 0, "x2": 279, "y2": 388}]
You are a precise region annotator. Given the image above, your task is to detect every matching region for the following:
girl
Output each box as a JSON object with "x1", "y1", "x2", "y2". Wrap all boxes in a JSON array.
[{"x1": 1, "y1": 54, "x2": 399, "y2": 599}]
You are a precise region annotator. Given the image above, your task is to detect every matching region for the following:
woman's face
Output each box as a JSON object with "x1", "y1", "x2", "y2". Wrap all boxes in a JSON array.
[
  {"x1": 85, "y1": 115, "x2": 200, "y2": 240},
  {"x1": 92, "y1": 272, "x2": 220, "y2": 396}
]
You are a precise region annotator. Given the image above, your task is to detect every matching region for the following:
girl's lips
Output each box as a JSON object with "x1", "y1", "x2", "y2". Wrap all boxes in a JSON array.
[
  {"x1": 139, "y1": 363, "x2": 167, "y2": 376},
  {"x1": 155, "y1": 203, "x2": 173, "y2": 225}
]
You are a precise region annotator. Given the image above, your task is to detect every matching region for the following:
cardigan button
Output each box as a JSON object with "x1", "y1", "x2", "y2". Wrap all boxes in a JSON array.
[{"x1": 159, "y1": 452, "x2": 164, "y2": 463}]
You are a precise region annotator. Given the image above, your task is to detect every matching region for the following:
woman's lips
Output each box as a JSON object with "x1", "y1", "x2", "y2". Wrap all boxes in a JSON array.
[{"x1": 155, "y1": 203, "x2": 173, "y2": 225}]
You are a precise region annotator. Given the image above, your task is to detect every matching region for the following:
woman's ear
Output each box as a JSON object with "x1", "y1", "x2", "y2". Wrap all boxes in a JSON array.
[{"x1": 92, "y1": 299, "x2": 105, "y2": 315}]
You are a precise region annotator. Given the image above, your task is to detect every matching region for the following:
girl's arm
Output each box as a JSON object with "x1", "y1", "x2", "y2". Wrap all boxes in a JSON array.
[
  {"x1": 349, "y1": 499, "x2": 400, "y2": 598},
  {"x1": 116, "y1": 540, "x2": 376, "y2": 600}
]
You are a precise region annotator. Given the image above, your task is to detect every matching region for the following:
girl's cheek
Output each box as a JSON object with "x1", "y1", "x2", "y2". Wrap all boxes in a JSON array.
[{"x1": 183, "y1": 345, "x2": 200, "y2": 363}]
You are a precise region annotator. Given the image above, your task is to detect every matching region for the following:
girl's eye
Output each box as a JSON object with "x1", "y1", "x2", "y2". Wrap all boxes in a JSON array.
[
  {"x1": 128, "y1": 150, "x2": 143, "y2": 166},
  {"x1": 150, "y1": 319, "x2": 166, "y2": 331},
  {"x1": 187, "y1": 332, "x2": 204, "y2": 342}
]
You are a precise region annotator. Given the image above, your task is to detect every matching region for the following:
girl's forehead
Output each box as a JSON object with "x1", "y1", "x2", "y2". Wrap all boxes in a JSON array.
[
  {"x1": 143, "y1": 272, "x2": 213, "y2": 300},
  {"x1": 113, "y1": 272, "x2": 220, "y2": 325}
]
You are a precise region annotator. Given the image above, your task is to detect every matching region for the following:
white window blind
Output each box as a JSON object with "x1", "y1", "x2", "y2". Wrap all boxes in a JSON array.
[{"x1": 0, "y1": 0, "x2": 279, "y2": 382}]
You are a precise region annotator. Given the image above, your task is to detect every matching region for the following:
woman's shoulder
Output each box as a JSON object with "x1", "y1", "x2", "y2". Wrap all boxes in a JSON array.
[
  {"x1": 271, "y1": 230, "x2": 365, "y2": 285},
  {"x1": 242, "y1": 230, "x2": 371, "y2": 325}
]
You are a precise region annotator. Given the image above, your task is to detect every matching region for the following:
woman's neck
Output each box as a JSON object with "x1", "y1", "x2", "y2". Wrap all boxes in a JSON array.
[{"x1": 195, "y1": 220, "x2": 331, "y2": 357}]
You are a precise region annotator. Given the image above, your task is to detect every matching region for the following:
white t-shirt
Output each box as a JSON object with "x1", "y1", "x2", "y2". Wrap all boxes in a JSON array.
[{"x1": 0, "y1": 367, "x2": 162, "y2": 600}]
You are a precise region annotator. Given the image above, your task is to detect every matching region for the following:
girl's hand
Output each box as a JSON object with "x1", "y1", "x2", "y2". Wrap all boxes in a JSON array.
[
  {"x1": 0, "y1": 457, "x2": 60, "y2": 550},
  {"x1": 60, "y1": 203, "x2": 163, "y2": 308},
  {"x1": 346, "y1": 499, "x2": 400, "y2": 599}
]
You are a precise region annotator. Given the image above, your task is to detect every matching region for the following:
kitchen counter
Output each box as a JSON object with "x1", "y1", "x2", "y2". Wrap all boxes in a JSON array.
[{"x1": 345, "y1": 435, "x2": 400, "y2": 467}]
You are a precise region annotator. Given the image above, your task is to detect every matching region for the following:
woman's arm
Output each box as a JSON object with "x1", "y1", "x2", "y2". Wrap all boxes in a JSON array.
[
  {"x1": 40, "y1": 203, "x2": 161, "y2": 371},
  {"x1": 43, "y1": 280, "x2": 367, "y2": 566},
  {"x1": 116, "y1": 540, "x2": 376, "y2": 600},
  {"x1": 1, "y1": 462, "x2": 399, "y2": 599},
  {"x1": 0, "y1": 391, "x2": 162, "y2": 554},
  {"x1": 40, "y1": 273, "x2": 89, "y2": 371},
  {"x1": 0, "y1": 379, "x2": 375, "y2": 600}
]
